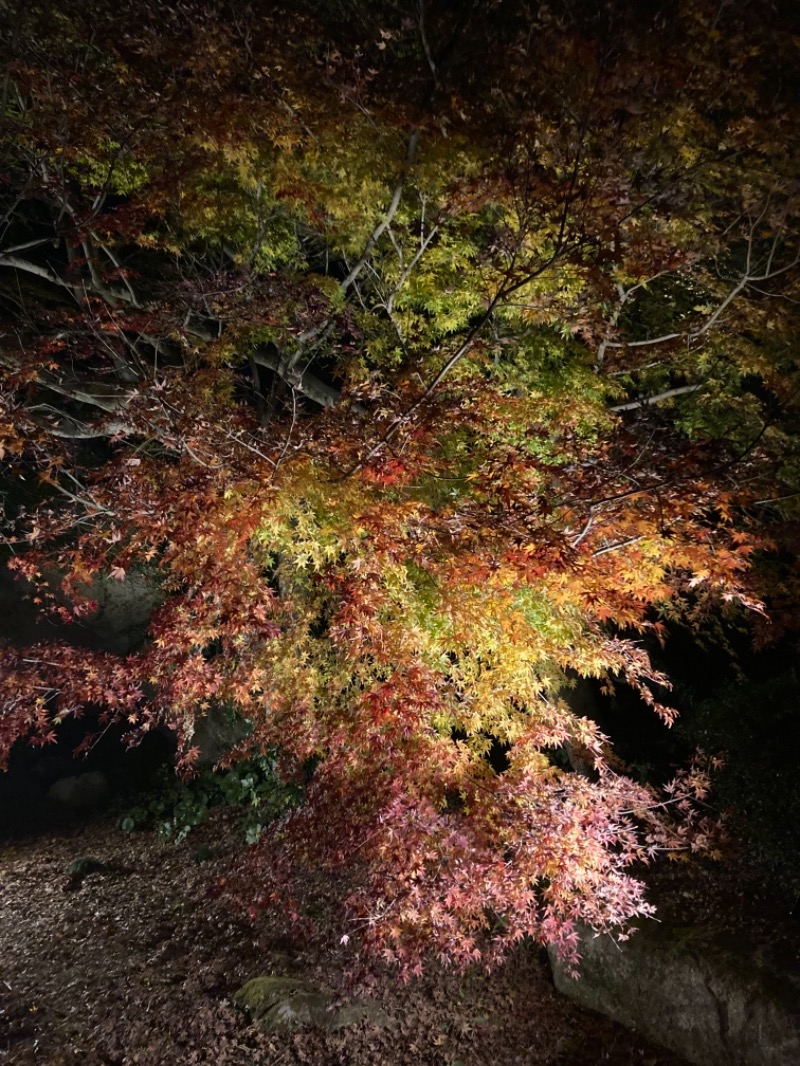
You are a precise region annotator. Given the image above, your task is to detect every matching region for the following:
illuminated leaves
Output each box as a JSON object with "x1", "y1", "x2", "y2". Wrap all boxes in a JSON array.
[{"x1": 1, "y1": 0, "x2": 799, "y2": 975}]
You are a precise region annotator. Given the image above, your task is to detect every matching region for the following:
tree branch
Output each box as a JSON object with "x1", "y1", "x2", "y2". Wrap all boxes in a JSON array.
[
  {"x1": 250, "y1": 348, "x2": 342, "y2": 409},
  {"x1": 0, "y1": 253, "x2": 79, "y2": 296},
  {"x1": 610, "y1": 383, "x2": 703, "y2": 413},
  {"x1": 284, "y1": 128, "x2": 421, "y2": 376}
]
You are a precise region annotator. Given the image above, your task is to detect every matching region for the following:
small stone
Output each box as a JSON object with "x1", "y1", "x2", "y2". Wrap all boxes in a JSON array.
[{"x1": 66, "y1": 857, "x2": 108, "y2": 878}]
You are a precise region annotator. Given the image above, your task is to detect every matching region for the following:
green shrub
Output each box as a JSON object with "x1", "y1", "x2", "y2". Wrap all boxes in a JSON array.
[{"x1": 118, "y1": 750, "x2": 301, "y2": 845}]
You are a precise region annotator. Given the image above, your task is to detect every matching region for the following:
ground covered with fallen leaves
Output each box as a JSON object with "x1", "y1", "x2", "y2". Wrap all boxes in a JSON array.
[{"x1": 0, "y1": 802, "x2": 705, "y2": 1066}]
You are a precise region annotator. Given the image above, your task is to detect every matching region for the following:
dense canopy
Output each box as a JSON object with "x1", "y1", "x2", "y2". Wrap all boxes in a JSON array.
[{"x1": 1, "y1": 0, "x2": 799, "y2": 971}]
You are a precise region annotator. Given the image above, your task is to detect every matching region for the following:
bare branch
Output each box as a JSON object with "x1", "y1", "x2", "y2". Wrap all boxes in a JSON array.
[
  {"x1": 283, "y1": 128, "x2": 422, "y2": 377},
  {"x1": 339, "y1": 129, "x2": 421, "y2": 296},
  {"x1": 610, "y1": 383, "x2": 703, "y2": 413},
  {"x1": 29, "y1": 406, "x2": 137, "y2": 439},
  {"x1": 601, "y1": 222, "x2": 799, "y2": 359},
  {"x1": 417, "y1": 0, "x2": 441, "y2": 90},
  {"x1": 592, "y1": 536, "x2": 645, "y2": 557},
  {"x1": 0, "y1": 253, "x2": 78, "y2": 295},
  {"x1": 250, "y1": 348, "x2": 342, "y2": 409}
]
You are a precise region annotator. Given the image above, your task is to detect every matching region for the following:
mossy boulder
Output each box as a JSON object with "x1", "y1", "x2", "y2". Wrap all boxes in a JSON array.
[
  {"x1": 66, "y1": 857, "x2": 108, "y2": 878},
  {"x1": 233, "y1": 975, "x2": 389, "y2": 1032}
]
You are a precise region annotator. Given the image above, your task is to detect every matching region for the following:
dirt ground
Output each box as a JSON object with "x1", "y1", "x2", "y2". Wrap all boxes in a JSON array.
[{"x1": 0, "y1": 804, "x2": 702, "y2": 1066}]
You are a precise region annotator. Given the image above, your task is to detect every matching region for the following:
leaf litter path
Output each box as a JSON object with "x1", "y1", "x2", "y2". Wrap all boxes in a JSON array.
[{"x1": 0, "y1": 807, "x2": 688, "y2": 1066}]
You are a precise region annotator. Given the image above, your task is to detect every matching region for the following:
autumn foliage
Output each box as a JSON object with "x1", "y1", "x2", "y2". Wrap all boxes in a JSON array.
[{"x1": 1, "y1": 0, "x2": 799, "y2": 970}]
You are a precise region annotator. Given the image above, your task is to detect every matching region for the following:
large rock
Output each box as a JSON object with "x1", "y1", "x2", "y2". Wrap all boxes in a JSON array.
[
  {"x1": 233, "y1": 975, "x2": 389, "y2": 1032},
  {"x1": 192, "y1": 705, "x2": 252, "y2": 768},
  {"x1": 0, "y1": 563, "x2": 162, "y2": 654},
  {"x1": 548, "y1": 921, "x2": 800, "y2": 1066},
  {"x1": 78, "y1": 569, "x2": 163, "y2": 654},
  {"x1": 47, "y1": 771, "x2": 109, "y2": 809}
]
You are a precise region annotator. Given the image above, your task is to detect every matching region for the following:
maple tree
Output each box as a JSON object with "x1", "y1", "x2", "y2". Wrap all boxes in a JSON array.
[{"x1": 1, "y1": 0, "x2": 799, "y2": 970}]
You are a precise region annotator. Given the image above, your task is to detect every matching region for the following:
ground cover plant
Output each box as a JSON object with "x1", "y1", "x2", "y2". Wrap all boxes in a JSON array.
[{"x1": 118, "y1": 750, "x2": 301, "y2": 845}]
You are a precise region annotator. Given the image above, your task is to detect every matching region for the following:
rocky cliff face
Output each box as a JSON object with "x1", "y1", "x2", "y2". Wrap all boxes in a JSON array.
[{"x1": 549, "y1": 920, "x2": 800, "y2": 1066}]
